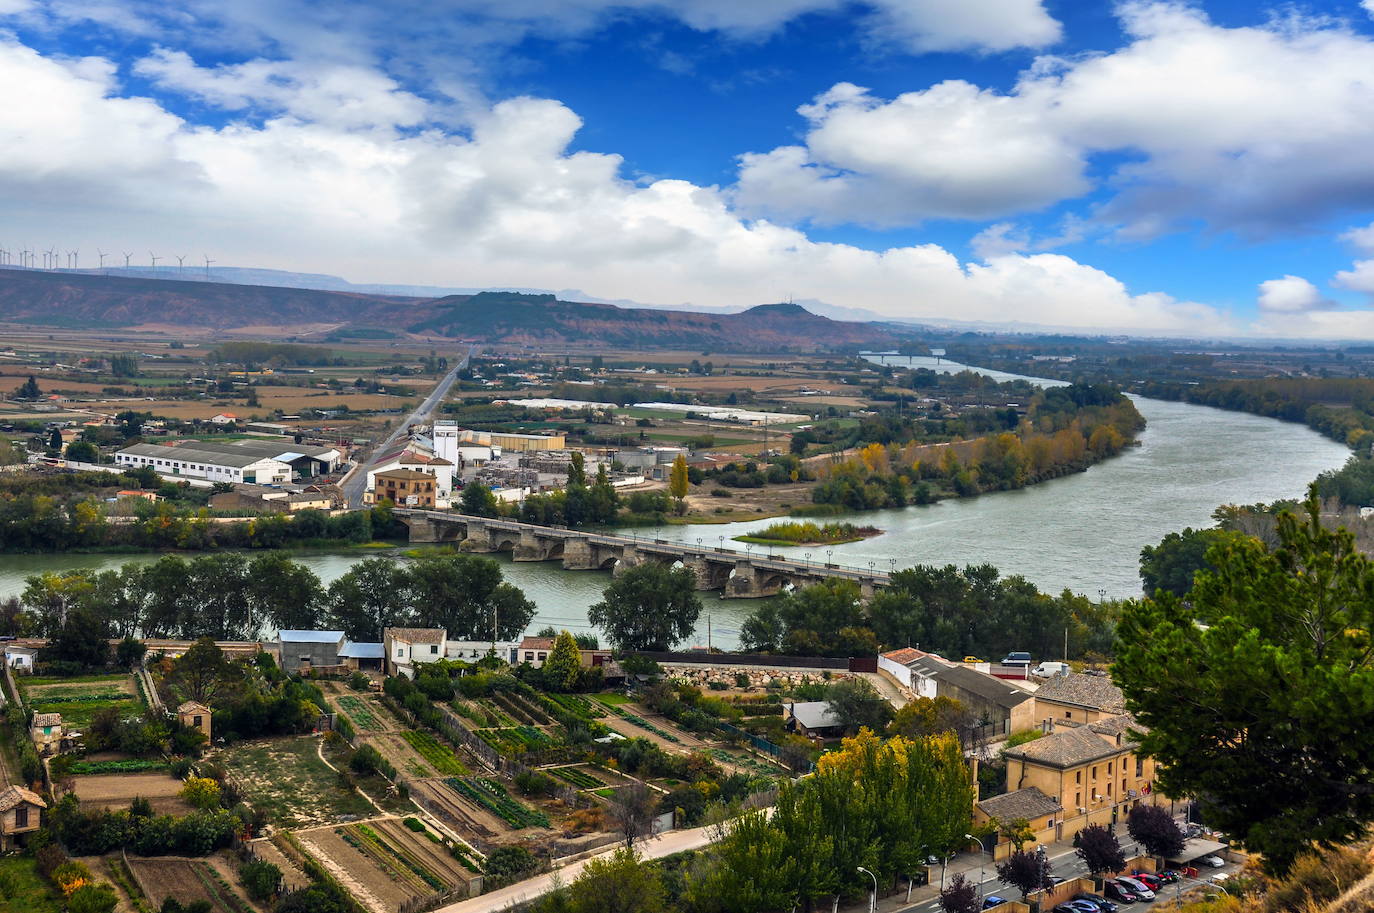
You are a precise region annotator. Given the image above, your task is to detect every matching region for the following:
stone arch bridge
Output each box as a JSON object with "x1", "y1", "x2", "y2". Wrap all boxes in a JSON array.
[{"x1": 395, "y1": 509, "x2": 890, "y2": 599}]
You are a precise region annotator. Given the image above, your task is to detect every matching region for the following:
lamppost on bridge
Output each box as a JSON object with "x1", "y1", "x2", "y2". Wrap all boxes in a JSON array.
[
  {"x1": 826, "y1": 548, "x2": 833, "y2": 566},
  {"x1": 804, "y1": 551, "x2": 811, "y2": 567},
  {"x1": 717, "y1": 535, "x2": 724, "y2": 552}
]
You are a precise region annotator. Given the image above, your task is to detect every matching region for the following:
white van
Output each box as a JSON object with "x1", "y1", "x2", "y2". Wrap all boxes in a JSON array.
[{"x1": 1032, "y1": 661, "x2": 1069, "y2": 677}]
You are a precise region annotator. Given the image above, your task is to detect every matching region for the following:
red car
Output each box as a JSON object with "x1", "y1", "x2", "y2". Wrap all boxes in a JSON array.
[{"x1": 1131, "y1": 873, "x2": 1163, "y2": 891}]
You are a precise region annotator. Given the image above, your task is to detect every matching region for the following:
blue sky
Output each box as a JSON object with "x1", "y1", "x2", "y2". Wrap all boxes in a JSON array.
[{"x1": 5, "y1": 0, "x2": 1374, "y2": 337}]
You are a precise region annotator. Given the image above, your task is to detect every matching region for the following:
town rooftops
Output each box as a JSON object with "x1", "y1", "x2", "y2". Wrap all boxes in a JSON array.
[
  {"x1": 519, "y1": 636, "x2": 556, "y2": 651},
  {"x1": 933, "y1": 664, "x2": 1034, "y2": 709},
  {"x1": 278, "y1": 630, "x2": 346, "y2": 644},
  {"x1": 1033, "y1": 672, "x2": 1126, "y2": 713},
  {"x1": 31, "y1": 713, "x2": 61, "y2": 728},
  {"x1": 1088, "y1": 714, "x2": 1139, "y2": 738},
  {"x1": 0, "y1": 786, "x2": 46, "y2": 812},
  {"x1": 339, "y1": 642, "x2": 385, "y2": 659},
  {"x1": 1003, "y1": 725, "x2": 1131, "y2": 769},
  {"x1": 178, "y1": 701, "x2": 211, "y2": 715},
  {"x1": 786, "y1": 701, "x2": 843, "y2": 731},
  {"x1": 977, "y1": 786, "x2": 1062, "y2": 822},
  {"x1": 386, "y1": 627, "x2": 446, "y2": 644}
]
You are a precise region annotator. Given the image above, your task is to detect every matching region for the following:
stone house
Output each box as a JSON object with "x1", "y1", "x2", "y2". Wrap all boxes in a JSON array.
[
  {"x1": 973, "y1": 786, "x2": 1064, "y2": 860},
  {"x1": 0, "y1": 786, "x2": 45, "y2": 849},
  {"x1": 30, "y1": 713, "x2": 62, "y2": 756},
  {"x1": 384, "y1": 627, "x2": 448, "y2": 678},
  {"x1": 178, "y1": 701, "x2": 212, "y2": 741},
  {"x1": 1032, "y1": 672, "x2": 1127, "y2": 725}
]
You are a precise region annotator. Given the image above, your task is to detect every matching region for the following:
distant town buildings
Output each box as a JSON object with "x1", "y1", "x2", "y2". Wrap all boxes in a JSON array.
[{"x1": 115, "y1": 439, "x2": 341, "y2": 485}]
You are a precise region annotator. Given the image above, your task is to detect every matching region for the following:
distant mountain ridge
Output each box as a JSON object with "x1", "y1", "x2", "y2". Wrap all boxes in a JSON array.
[{"x1": 0, "y1": 268, "x2": 911, "y2": 351}]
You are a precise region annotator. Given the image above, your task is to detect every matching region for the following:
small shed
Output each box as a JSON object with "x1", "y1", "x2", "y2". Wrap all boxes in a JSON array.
[
  {"x1": 178, "y1": 701, "x2": 212, "y2": 740},
  {"x1": 30, "y1": 713, "x2": 62, "y2": 757},
  {"x1": 0, "y1": 786, "x2": 45, "y2": 849},
  {"x1": 338, "y1": 641, "x2": 384, "y2": 671},
  {"x1": 784, "y1": 701, "x2": 846, "y2": 740},
  {"x1": 4, "y1": 646, "x2": 36, "y2": 672}
]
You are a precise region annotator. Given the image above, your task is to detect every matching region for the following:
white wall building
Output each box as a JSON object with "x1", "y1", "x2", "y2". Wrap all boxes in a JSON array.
[
  {"x1": 432, "y1": 423, "x2": 498, "y2": 467},
  {"x1": 383, "y1": 627, "x2": 448, "y2": 678},
  {"x1": 366, "y1": 448, "x2": 456, "y2": 505},
  {"x1": 116, "y1": 443, "x2": 292, "y2": 485}
]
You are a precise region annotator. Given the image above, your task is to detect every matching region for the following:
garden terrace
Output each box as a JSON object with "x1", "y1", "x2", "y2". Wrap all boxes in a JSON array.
[
  {"x1": 123, "y1": 856, "x2": 257, "y2": 913},
  {"x1": 72, "y1": 770, "x2": 191, "y2": 816},
  {"x1": 208, "y1": 735, "x2": 376, "y2": 829},
  {"x1": 21, "y1": 672, "x2": 143, "y2": 729},
  {"x1": 445, "y1": 777, "x2": 550, "y2": 829}
]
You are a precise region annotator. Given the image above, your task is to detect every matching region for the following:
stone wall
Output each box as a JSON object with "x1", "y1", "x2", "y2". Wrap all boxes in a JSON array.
[{"x1": 661, "y1": 663, "x2": 855, "y2": 690}]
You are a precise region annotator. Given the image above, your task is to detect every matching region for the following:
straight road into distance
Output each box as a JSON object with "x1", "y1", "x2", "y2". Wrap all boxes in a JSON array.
[{"x1": 341, "y1": 344, "x2": 476, "y2": 508}]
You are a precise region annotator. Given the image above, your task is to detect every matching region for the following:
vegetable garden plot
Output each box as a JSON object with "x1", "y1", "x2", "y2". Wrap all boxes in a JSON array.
[
  {"x1": 336, "y1": 695, "x2": 387, "y2": 731},
  {"x1": 399, "y1": 731, "x2": 468, "y2": 776},
  {"x1": 444, "y1": 777, "x2": 550, "y2": 829},
  {"x1": 548, "y1": 766, "x2": 602, "y2": 789},
  {"x1": 474, "y1": 726, "x2": 561, "y2": 755}
]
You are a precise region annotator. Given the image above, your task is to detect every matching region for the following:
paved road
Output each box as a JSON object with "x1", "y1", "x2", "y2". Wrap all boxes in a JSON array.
[
  {"x1": 435, "y1": 824, "x2": 724, "y2": 913},
  {"x1": 341, "y1": 345, "x2": 475, "y2": 508}
]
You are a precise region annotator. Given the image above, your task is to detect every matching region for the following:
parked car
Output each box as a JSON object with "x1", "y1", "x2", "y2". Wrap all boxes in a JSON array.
[
  {"x1": 963, "y1": 655, "x2": 982, "y2": 663},
  {"x1": 1064, "y1": 899, "x2": 1103, "y2": 913},
  {"x1": 1117, "y1": 878, "x2": 1156, "y2": 900},
  {"x1": 983, "y1": 896, "x2": 1009, "y2": 909},
  {"x1": 1055, "y1": 905, "x2": 1084, "y2": 913},
  {"x1": 1077, "y1": 893, "x2": 1118, "y2": 912},
  {"x1": 1002, "y1": 651, "x2": 1032, "y2": 666},
  {"x1": 1130, "y1": 873, "x2": 1163, "y2": 891},
  {"x1": 1199, "y1": 855, "x2": 1226, "y2": 868},
  {"x1": 1033, "y1": 661, "x2": 1070, "y2": 677},
  {"x1": 1103, "y1": 882, "x2": 1138, "y2": 903}
]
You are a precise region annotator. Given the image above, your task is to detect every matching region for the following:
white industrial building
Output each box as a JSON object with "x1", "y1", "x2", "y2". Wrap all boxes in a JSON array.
[
  {"x1": 631, "y1": 402, "x2": 809, "y2": 425},
  {"x1": 116, "y1": 442, "x2": 293, "y2": 485},
  {"x1": 432, "y1": 422, "x2": 499, "y2": 466}
]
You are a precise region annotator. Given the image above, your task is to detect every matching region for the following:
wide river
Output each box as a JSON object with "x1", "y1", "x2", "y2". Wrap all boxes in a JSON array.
[{"x1": 0, "y1": 357, "x2": 1349, "y2": 649}]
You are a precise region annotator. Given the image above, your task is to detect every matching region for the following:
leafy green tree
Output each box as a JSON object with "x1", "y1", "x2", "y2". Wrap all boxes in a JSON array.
[
  {"x1": 1115, "y1": 494, "x2": 1374, "y2": 875},
  {"x1": 239, "y1": 860, "x2": 282, "y2": 901},
  {"x1": 45, "y1": 606, "x2": 111, "y2": 668},
  {"x1": 588, "y1": 563, "x2": 702, "y2": 652},
  {"x1": 567, "y1": 451, "x2": 587, "y2": 487},
  {"x1": 750, "y1": 578, "x2": 871, "y2": 657},
  {"x1": 824, "y1": 677, "x2": 893, "y2": 735},
  {"x1": 325, "y1": 558, "x2": 413, "y2": 641},
  {"x1": 171, "y1": 638, "x2": 232, "y2": 704},
  {"x1": 459, "y1": 481, "x2": 500, "y2": 518},
  {"x1": 1139, "y1": 527, "x2": 1236, "y2": 597},
  {"x1": 589, "y1": 463, "x2": 620, "y2": 524},
  {"x1": 64, "y1": 440, "x2": 99, "y2": 463},
  {"x1": 116, "y1": 636, "x2": 147, "y2": 668},
  {"x1": 246, "y1": 553, "x2": 324, "y2": 631},
  {"x1": 16, "y1": 375, "x2": 40, "y2": 400},
  {"x1": 565, "y1": 848, "x2": 664, "y2": 913},
  {"x1": 407, "y1": 554, "x2": 536, "y2": 641},
  {"x1": 543, "y1": 630, "x2": 582, "y2": 692},
  {"x1": 484, "y1": 846, "x2": 538, "y2": 888},
  {"x1": 1075, "y1": 823, "x2": 1126, "y2": 878}
]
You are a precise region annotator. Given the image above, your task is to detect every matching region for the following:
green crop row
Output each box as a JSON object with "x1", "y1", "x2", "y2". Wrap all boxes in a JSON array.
[
  {"x1": 549, "y1": 766, "x2": 601, "y2": 789},
  {"x1": 620, "y1": 713, "x2": 681, "y2": 743},
  {"x1": 336, "y1": 695, "x2": 383, "y2": 731},
  {"x1": 401, "y1": 730, "x2": 468, "y2": 776},
  {"x1": 70, "y1": 759, "x2": 168, "y2": 775},
  {"x1": 445, "y1": 777, "x2": 549, "y2": 829},
  {"x1": 545, "y1": 693, "x2": 606, "y2": 720}
]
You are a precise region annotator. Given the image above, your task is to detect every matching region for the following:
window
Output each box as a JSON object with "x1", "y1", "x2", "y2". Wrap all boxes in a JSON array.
[
  {"x1": 1075, "y1": 771, "x2": 1081, "y2": 784},
  {"x1": 1135, "y1": 756, "x2": 1144, "y2": 777},
  {"x1": 1064, "y1": 711, "x2": 1071, "y2": 718},
  {"x1": 15, "y1": 807, "x2": 27, "y2": 827},
  {"x1": 537, "y1": 652, "x2": 547, "y2": 661},
  {"x1": 525, "y1": 652, "x2": 534, "y2": 661},
  {"x1": 430, "y1": 645, "x2": 438, "y2": 654},
  {"x1": 193, "y1": 715, "x2": 203, "y2": 728},
  {"x1": 1107, "y1": 761, "x2": 1113, "y2": 775},
  {"x1": 1107, "y1": 783, "x2": 1112, "y2": 797},
  {"x1": 1075, "y1": 792, "x2": 1081, "y2": 806},
  {"x1": 1092, "y1": 766, "x2": 1097, "y2": 779},
  {"x1": 396, "y1": 647, "x2": 404, "y2": 657}
]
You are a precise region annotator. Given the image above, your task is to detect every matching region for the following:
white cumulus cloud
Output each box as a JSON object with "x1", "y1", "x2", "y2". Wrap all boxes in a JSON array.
[{"x1": 0, "y1": 35, "x2": 1231, "y2": 337}]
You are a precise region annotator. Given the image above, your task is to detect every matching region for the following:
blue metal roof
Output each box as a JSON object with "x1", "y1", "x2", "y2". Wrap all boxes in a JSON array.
[
  {"x1": 278, "y1": 630, "x2": 345, "y2": 644},
  {"x1": 339, "y1": 641, "x2": 385, "y2": 658}
]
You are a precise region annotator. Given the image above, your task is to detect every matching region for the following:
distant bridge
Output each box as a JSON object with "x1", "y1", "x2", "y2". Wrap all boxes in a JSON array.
[{"x1": 394, "y1": 510, "x2": 891, "y2": 599}]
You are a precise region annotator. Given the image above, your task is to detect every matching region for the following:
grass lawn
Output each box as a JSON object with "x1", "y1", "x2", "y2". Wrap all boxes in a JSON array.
[
  {"x1": 592, "y1": 693, "x2": 634, "y2": 706},
  {"x1": 0, "y1": 856, "x2": 63, "y2": 912},
  {"x1": 212, "y1": 736, "x2": 376, "y2": 829}
]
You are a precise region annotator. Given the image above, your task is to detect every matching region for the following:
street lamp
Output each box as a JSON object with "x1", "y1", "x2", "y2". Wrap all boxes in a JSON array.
[
  {"x1": 857, "y1": 867, "x2": 877, "y2": 913},
  {"x1": 826, "y1": 548, "x2": 833, "y2": 566},
  {"x1": 966, "y1": 833, "x2": 988, "y2": 890},
  {"x1": 718, "y1": 534, "x2": 724, "y2": 551},
  {"x1": 805, "y1": 551, "x2": 812, "y2": 567}
]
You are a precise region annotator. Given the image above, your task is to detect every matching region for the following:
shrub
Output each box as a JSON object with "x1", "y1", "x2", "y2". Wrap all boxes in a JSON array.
[
  {"x1": 514, "y1": 770, "x2": 555, "y2": 797},
  {"x1": 240, "y1": 859, "x2": 283, "y2": 901},
  {"x1": 180, "y1": 777, "x2": 222, "y2": 810},
  {"x1": 734, "y1": 672, "x2": 750, "y2": 689},
  {"x1": 348, "y1": 671, "x2": 370, "y2": 692},
  {"x1": 36, "y1": 844, "x2": 68, "y2": 880},
  {"x1": 68, "y1": 883, "x2": 118, "y2": 913},
  {"x1": 403, "y1": 817, "x2": 427, "y2": 832},
  {"x1": 349, "y1": 744, "x2": 385, "y2": 777},
  {"x1": 170, "y1": 758, "x2": 194, "y2": 780}
]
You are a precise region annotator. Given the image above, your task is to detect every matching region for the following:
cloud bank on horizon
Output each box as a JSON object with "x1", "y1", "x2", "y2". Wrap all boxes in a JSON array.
[{"x1": 4, "y1": 0, "x2": 1374, "y2": 338}]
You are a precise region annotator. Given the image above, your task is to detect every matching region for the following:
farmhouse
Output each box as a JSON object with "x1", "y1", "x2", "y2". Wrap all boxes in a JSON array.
[
  {"x1": 0, "y1": 786, "x2": 46, "y2": 850},
  {"x1": 278, "y1": 630, "x2": 347, "y2": 672},
  {"x1": 878, "y1": 647, "x2": 953, "y2": 698},
  {"x1": 31, "y1": 713, "x2": 63, "y2": 756},
  {"x1": 209, "y1": 412, "x2": 238, "y2": 424},
  {"x1": 385, "y1": 627, "x2": 448, "y2": 678}
]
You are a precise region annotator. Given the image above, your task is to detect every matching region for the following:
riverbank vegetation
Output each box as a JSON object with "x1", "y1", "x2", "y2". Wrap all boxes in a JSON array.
[
  {"x1": 1134, "y1": 377, "x2": 1374, "y2": 449},
  {"x1": 741, "y1": 571, "x2": 1121, "y2": 660},
  {"x1": 733, "y1": 521, "x2": 879, "y2": 547},
  {"x1": 11, "y1": 551, "x2": 535, "y2": 643},
  {"x1": 805, "y1": 381, "x2": 1143, "y2": 512}
]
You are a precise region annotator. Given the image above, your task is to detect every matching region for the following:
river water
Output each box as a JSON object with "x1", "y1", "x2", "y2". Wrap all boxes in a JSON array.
[{"x1": 0, "y1": 357, "x2": 1349, "y2": 649}]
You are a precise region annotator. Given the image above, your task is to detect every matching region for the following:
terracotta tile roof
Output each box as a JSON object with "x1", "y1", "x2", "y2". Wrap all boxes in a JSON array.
[
  {"x1": 883, "y1": 647, "x2": 925, "y2": 665},
  {"x1": 386, "y1": 627, "x2": 446, "y2": 644},
  {"x1": 31, "y1": 713, "x2": 61, "y2": 728},
  {"x1": 520, "y1": 636, "x2": 556, "y2": 651},
  {"x1": 977, "y1": 786, "x2": 1062, "y2": 822},
  {"x1": 0, "y1": 786, "x2": 45, "y2": 812},
  {"x1": 1033, "y1": 673, "x2": 1126, "y2": 713},
  {"x1": 1003, "y1": 725, "x2": 1129, "y2": 769}
]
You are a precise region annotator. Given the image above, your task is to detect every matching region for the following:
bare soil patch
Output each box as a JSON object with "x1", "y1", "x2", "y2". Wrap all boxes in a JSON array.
[
  {"x1": 74, "y1": 771, "x2": 191, "y2": 815},
  {"x1": 295, "y1": 823, "x2": 418, "y2": 913},
  {"x1": 124, "y1": 857, "x2": 243, "y2": 913}
]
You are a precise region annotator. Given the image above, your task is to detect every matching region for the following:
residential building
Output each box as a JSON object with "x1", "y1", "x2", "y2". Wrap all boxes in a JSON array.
[
  {"x1": 1000, "y1": 716, "x2": 1163, "y2": 843},
  {"x1": 1032, "y1": 672, "x2": 1127, "y2": 725},
  {"x1": 447, "y1": 640, "x2": 521, "y2": 664},
  {"x1": 973, "y1": 787, "x2": 1064, "y2": 860},
  {"x1": 369, "y1": 468, "x2": 437, "y2": 507},
  {"x1": 384, "y1": 627, "x2": 448, "y2": 677},
  {"x1": 116, "y1": 489, "x2": 159, "y2": 502},
  {"x1": 784, "y1": 701, "x2": 846, "y2": 740},
  {"x1": 878, "y1": 647, "x2": 954, "y2": 699},
  {"x1": 210, "y1": 413, "x2": 238, "y2": 424},
  {"x1": 277, "y1": 630, "x2": 347, "y2": 672},
  {"x1": 365, "y1": 448, "x2": 455, "y2": 503},
  {"x1": 4, "y1": 646, "x2": 35, "y2": 672},
  {"x1": 178, "y1": 701, "x2": 212, "y2": 740},
  {"x1": 518, "y1": 636, "x2": 555, "y2": 667},
  {"x1": 931, "y1": 664, "x2": 1037, "y2": 735},
  {"x1": 0, "y1": 786, "x2": 46, "y2": 849},
  {"x1": 31, "y1": 713, "x2": 62, "y2": 756}
]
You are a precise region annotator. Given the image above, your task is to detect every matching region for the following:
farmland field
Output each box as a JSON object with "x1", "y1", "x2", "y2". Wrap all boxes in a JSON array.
[
  {"x1": 445, "y1": 777, "x2": 549, "y2": 829},
  {"x1": 474, "y1": 726, "x2": 560, "y2": 755},
  {"x1": 125, "y1": 857, "x2": 252, "y2": 913},
  {"x1": 74, "y1": 771, "x2": 191, "y2": 815},
  {"x1": 210, "y1": 736, "x2": 374, "y2": 828},
  {"x1": 336, "y1": 695, "x2": 386, "y2": 731},
  {"x1": 399, "y1": 731, "x2": 468, "y2": 775},
  {"x1": 297, "y1": 817, "x2": 477, "y2": 913},
  {"x1": 23, "y1": 672, "x2": 142, "y2": 728}
]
